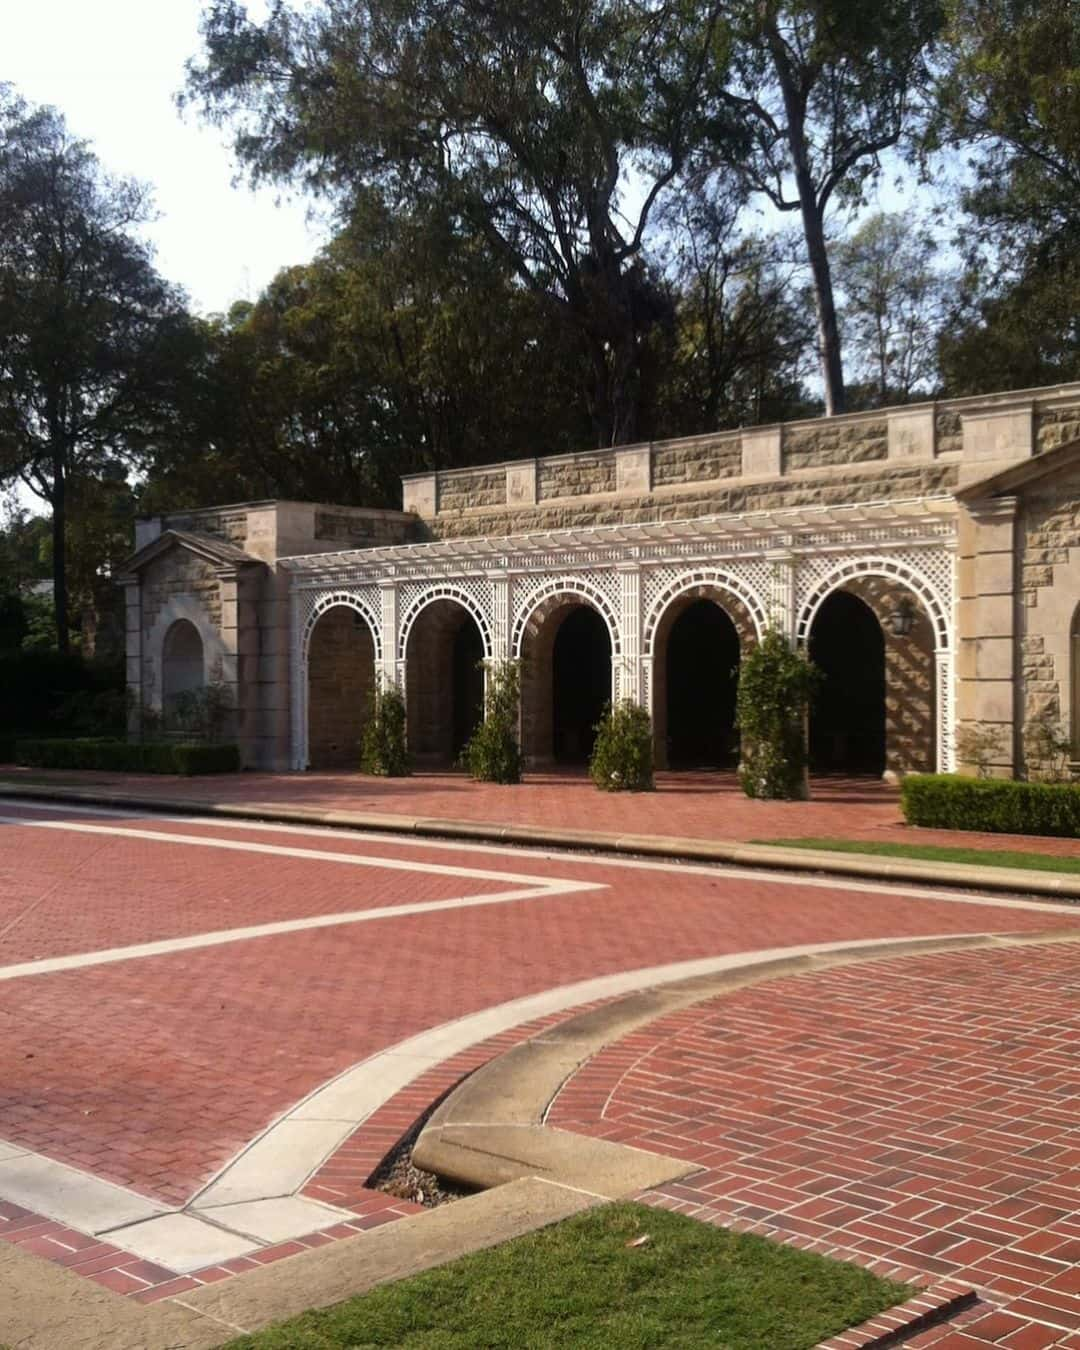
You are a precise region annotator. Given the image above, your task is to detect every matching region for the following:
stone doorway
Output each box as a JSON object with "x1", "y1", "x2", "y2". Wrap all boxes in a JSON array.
[
  {"x1": 406, "y1": 599, "x2": 485, "y2": 765},
  {"x1": 809, "y1": 590, "x2": 886, "y2": 775},
  {"x1": 307, "y1": 605, "x2": 376, "y2": 769}
]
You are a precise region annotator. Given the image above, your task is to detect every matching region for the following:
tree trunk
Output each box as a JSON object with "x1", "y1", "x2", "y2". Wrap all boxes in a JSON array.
[
  {"x1": 51, "y1": 444, "x2": 68, "y2": 654},
  {"x1": 799, "y1": 195, "x2": 846, "y2": 416}
]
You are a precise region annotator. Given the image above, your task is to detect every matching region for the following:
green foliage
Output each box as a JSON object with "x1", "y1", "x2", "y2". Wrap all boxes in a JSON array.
[
  {"x1": 901, "y1": 773, "x2": 1080, "y2": 837},
  {"x1": 589, "y1": 700, "x2": 654, "y2": 793},
  {"x1": 360, "y1": 681, "x2": 410, "y2": 777},
  {"x1": 0, "y1": 648, "x2": 125, "y2": 737},
  {"x1": 160, "y1": 681, "x2": 233, "y2": 744},
  {"x1": 13, "y1": 738, "x2": 239, "y2": 775},
  {"x1": 0, "y1": 89, "x2": 196, "y2": 650},
  {"x1": 460, "y1": 661, "x2": 522, "y2": 785},
  {"x1": 736, "y1": 629, "x2": 819, "y2": 800}
]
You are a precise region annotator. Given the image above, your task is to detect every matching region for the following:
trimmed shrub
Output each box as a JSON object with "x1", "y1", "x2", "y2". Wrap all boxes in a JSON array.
[
  {"x1": 13, "y1": 738, "x2": 240, "y2": 775},
  {"x1": 461, "y1": 661, "x2": 523, "y2": 784},
  {"x1": 736, "y1": 629, "x2": 819, "y2": 801},
  {"x1": 360, "y1": 681, "x2": 411, "y2": 776},
  {"x1": 901, "y1": 773, "x2": 1080, "y2": 837},
  {"x1": 589, "y1": 700, "x2": 654, "y2": 792}
]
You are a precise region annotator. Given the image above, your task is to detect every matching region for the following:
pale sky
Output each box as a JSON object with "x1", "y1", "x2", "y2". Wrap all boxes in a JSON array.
[{"x1": 4, "y1": 0, "x2": 327, "y2": 315}]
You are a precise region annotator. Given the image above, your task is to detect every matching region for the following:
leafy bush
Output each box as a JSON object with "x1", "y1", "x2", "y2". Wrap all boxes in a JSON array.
[
  {"x1": 901, "y1": 773, "x2": 1080, "y2": 837},
  {"x1": 13, "y1": 738, "x2": 240, "y2": 775},
  {"x1": 461, "y1": 661, "x2": 523, "y2": 784},
  {"x1": 735, "y1": 629, "x2": 819, "y2": 800},
  {"x1": 360, "y1": 680, "x2": 410, "y2": 776},
  {"x1": 589, "y1": 700, "x2": 654, "y2": 792},
  {"x1": 162, "y1": 681, "x2": 233, "y2": 743}
]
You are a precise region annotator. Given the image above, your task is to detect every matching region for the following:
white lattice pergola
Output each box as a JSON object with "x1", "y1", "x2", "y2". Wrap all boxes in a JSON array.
[{"x1": 282, "y1": 496, "x2": 959, "y2": 772}]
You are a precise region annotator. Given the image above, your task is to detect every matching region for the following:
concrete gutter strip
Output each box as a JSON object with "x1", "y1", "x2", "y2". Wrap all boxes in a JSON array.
[{"x1": 1, "y1": 779, "x2": 1078, "y2": 899}]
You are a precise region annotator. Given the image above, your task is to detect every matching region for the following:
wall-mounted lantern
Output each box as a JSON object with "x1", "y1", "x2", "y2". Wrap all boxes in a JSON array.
[{"x1": 885, "y1": 596, "x2": 916, "y2": 637}]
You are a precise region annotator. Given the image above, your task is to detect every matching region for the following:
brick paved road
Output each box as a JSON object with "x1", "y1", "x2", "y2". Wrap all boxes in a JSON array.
[
  {"x1": 549, "y1": 943, "x2": 1080, "y2": 1348},
  {"x1": 1, "y1": 795, "x2": 1078, "y2": 1334}
]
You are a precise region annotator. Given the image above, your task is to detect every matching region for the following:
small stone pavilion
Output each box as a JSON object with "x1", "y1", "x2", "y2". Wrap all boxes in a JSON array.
[{"x1": 119, "y1": 381, "x2": 1080, "y2": 780}]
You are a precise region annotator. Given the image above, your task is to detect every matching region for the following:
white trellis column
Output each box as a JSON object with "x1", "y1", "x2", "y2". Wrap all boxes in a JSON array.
[
  {"x1": 766, "y1": 549, "x2": 797, "y2": 641},
  {"x1": 490, "y1": 573, "x2": 511, "y2": 662},
  {"x1": 379, "y1": 580, "x2": 401, "y2": 690},
  {"x1": 617, "y1": 562, "x2": 643, "y2": 707},
  {"x1": 289, "y1": 585, "x2": 307, "y2": 770},
  {"x1": 936, "y1": 650, "x2": 956, "y2": 772}
]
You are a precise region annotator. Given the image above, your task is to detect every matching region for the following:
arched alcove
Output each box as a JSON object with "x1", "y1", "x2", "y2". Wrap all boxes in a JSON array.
[
  {"x1": 405, "y1": 599, "x2": 485, "y2": 764},
  {"x1": 162, "y1": 619, "x2": 205, "y2": 709},
  {"x1": 521, "y1": 598, "x2": 613, "y2": 765},
  {"x1": 307, "y1": 605, "x2": 376, "y2": 769},
  {"x1": 809, "y1": 590, "x2": 886, "y2": 775}
]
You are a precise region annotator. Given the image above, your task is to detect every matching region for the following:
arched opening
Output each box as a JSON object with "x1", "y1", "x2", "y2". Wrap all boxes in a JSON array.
[
  {"x1": 405, "y1": 599, "x2": 485, "y2": 765},
  {"x1": 521, "y1": 598, "x2": 612, "y2": 766},
  {"x1": 307, "y1": 606, "x2": 376, "y2": 769},
  {"x1": 162, "y1": 619, "x2": 205, "y2": 709},
  {"x1": 809, "y1": 590, "x2": 886, "y2": 775},
  {"x1": 653, "y1": 597, "x2": 742, "y2": 769}
]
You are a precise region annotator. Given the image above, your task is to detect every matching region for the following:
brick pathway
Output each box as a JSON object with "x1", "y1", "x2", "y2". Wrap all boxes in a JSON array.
[
  {"x1": 2, "y1": 795, "x2": 1079, "y2": 1328},
  {"x1": 548, "y1": 943, "x2": 1080, "y2": 1348},
  {"x1": 7, "y1": 763, "x2": 1080, "y2": 858}
]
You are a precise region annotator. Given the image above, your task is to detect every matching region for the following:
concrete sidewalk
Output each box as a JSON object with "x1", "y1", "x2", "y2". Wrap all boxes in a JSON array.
[{"x1": 2, "y1": 767, "x2": 1079, "y2": 899}]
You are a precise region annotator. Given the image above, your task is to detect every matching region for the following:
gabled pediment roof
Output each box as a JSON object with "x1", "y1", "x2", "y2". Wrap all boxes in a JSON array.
[
  {"x1": 956, "y1": 437, "x2": 1080, "y2": 501},
  {"x1": 119, "y1": 529, "x2": 265, "y2": 577}
]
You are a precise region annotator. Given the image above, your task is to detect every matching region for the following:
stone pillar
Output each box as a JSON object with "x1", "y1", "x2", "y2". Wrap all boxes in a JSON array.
[
  {"x1": 956, "y1": 497, "x2": 1018, "y2": 775},
  {"x1": 288, "y1": 585, "x2": 307, "y2": 771},
  {"x1": 120, "y1": 576, "x2": 142, "y2": 738},
  {"x1": 617, "y1": 563, "x2": 642, "y2": 706}
]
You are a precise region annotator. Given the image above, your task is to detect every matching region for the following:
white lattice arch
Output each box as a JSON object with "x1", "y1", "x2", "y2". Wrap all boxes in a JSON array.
[
  {"x1": 643, "y1": 569, "x2": 768, "y2": 656},
  {"x1": 302, "y1": 590, "x2": 383, "y2": 666},
  {"x1": 397, "y1": 585, "x2": 494, "y2": 664},
  {"x1": 511, "y1": 578, "x2": 622, "y2": 659},
  {"x1": 796, "y1": 556, "x2": 951, "y2": 652}
]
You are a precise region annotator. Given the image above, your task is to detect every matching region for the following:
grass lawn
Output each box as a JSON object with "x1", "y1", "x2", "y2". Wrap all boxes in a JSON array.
[
  {"x1": 754, "y1": 837, "x2": 1080, "y2": 874},
  {"x1": 224, "y1": 1203, "x2": 908, "y2": 1350}
]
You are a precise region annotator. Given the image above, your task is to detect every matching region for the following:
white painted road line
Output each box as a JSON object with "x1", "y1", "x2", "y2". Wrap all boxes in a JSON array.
[{"x1": 2, "y1": 797, "x2": 1076, "y2": 916}]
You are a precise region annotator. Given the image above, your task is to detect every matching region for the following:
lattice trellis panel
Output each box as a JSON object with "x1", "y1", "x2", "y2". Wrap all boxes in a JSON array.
[
  {"x1": 509, "y1": 571, "x2": 624, "y2": 658},
  {"x1": 794, "y1": 549, "x2": 954, "y2": 652},
  {"x1": 641, "y1": 563, "x2": 772, "y2": 654},
  {"x1": 396, "y1": 579, "x2": 496, "y2": 663}
]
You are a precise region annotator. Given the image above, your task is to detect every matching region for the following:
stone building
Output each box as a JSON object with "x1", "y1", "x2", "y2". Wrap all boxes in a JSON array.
[{"x1": 118, "y1": 381, "x2": 1080, "y2": 780}]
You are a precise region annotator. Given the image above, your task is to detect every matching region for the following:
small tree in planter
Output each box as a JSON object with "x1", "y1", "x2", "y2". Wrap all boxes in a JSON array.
[
  {"x1": 360, "y1": 679, "x2": 410, "y2": 776},
  {"x1": 590, "y1": 700, "x2": 654, "y2": 792},
  {"x1": 735, "y1": 629, "x2": 818, "y2": 800},
  {"x1": 461, "y1": 660, "x2": 523, "y2": 784}
]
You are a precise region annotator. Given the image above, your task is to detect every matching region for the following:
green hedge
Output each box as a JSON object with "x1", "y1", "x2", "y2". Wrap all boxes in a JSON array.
[
  {"x1": 14, "y1": 739, "x2": 240, "y2": 776},
  {"x1": 901, "y1": 773, "x2": 1080, "y2": 837}
]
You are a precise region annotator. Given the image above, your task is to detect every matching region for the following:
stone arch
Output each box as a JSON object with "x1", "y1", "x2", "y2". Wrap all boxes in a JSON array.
[
  {"x1": 404, "y1": 595, "x2": 487, "y2": 764},
  {"x1": 643, "y1": 570, "x2": 767, "y2": 657},
  {"x1": 398, "y1": 586, "x2": 493, "y2": 666},
  {"x1": 306, "y1": 603, "x2": 377, "y2": 769},
  {"x1": 146, "y1": 595, "x2": 227, "y2": 712},
  {"x1": 516, "y1": 583, "x2": 617, "y2": 766},
  {"x1": 511, "y1": 579, "x2": 621, "y2": 661},
  {"x1": 162, "y1": 619, "x2": 206, "y2": 706},
  {"x1": 647, "y1": 578, "x2": 761, "y2": 770},
  {"x1": 806, "y1": 571, "x2": 938, "y2": 776},
  {"x1": 303, "y1": 591, "x2": 383, "y2": 667},
  {"x1": 797, "y1": 556, "x2": 950, "y2": 653}
]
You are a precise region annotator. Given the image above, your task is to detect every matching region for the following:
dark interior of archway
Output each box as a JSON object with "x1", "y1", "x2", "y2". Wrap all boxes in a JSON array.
[
  {"x1": 666, "y1": 600, "x2": 740, "y2": 768},
  {"x1": 451, "y1": 618, "x2": 485, "y2": 756},
  {"x1": 809, "y1": 590, "x2": 885, "y2": 774},
  {"x1": 553, "y1": 606, "x2": 611, "y2": 763}
]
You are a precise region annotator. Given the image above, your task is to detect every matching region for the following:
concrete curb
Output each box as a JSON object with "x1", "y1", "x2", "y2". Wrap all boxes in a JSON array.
[
  {"x1": 2, "y1": 778, "x2": 1079, "y2": 900},
  {"x1": 412, "y1": 929, "x2": 1080, "y2": 1193}
]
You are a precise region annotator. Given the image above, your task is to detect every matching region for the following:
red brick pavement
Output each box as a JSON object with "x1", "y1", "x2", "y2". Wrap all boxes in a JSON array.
[
  {"x1": 7, "y1": 764, "x2": 1080, "y2": 858},
  {"x1": 547, "y1": 943, "x2": 1080, "y2": 1348},
  {"x1": 3, "y1": 802, "x2": 1078, "y2": 1205}
]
